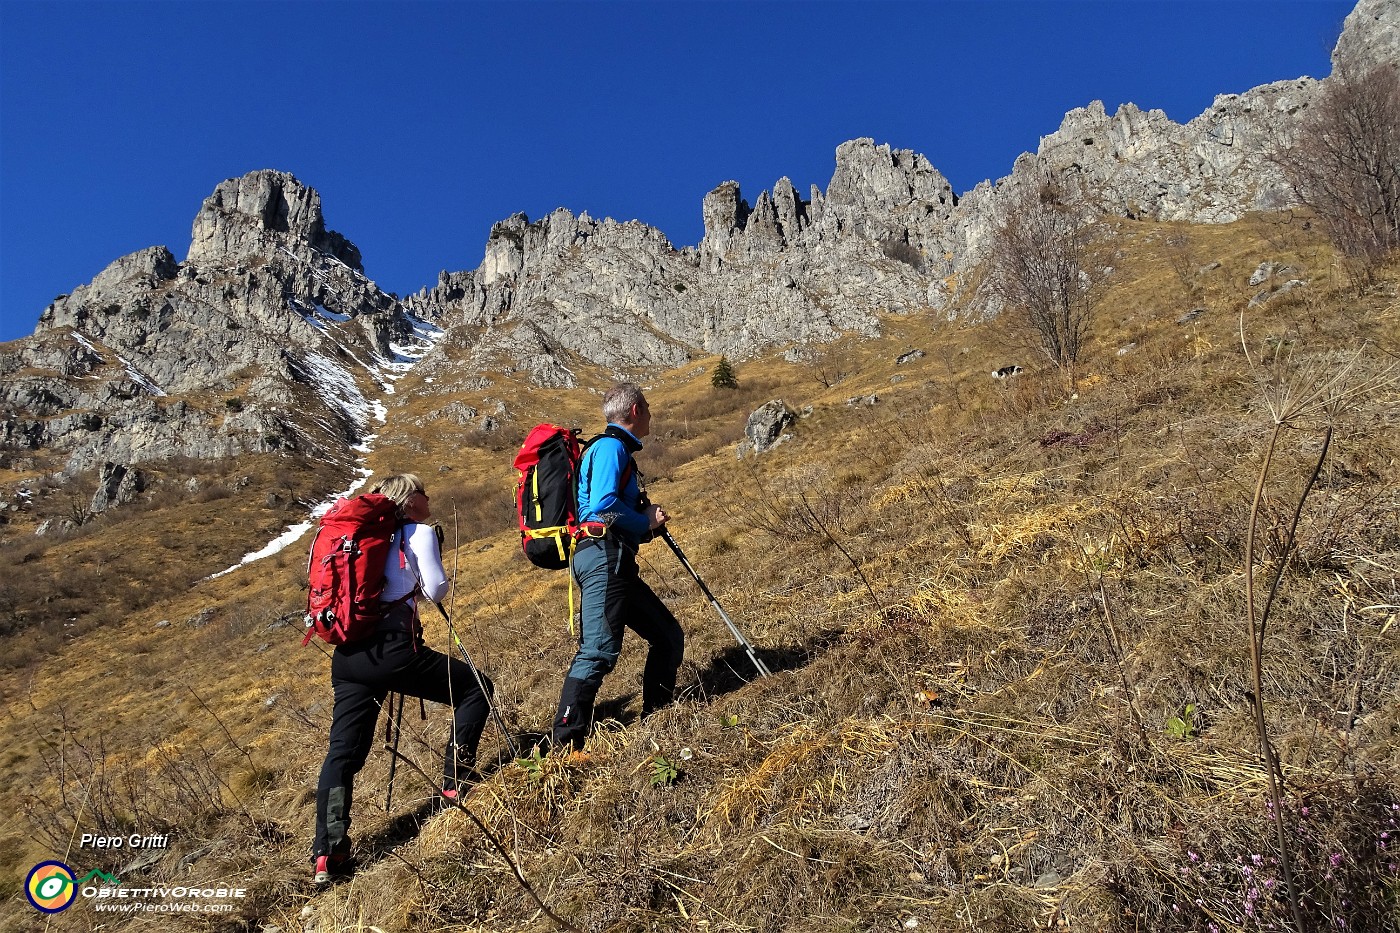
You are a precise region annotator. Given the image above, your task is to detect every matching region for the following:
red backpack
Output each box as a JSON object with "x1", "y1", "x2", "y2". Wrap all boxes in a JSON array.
[
  {"x1": 303, "y1": 493, "x2": 404, "y2": 645},
  {"x1": 513, "y1": 424, "x2": 635, "y2": 570},
  {"x1": 514, "y1": 425, "x2": 585, "y2": 570}
]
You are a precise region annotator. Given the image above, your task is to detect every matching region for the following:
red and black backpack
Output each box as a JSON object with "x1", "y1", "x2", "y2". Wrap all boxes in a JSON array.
[
  {"x1": 513, "y1": 424, "x2": 632, "y2": 570},
  {"x1": 303, "y1": 493, "x2": 405, "y2": 645}
]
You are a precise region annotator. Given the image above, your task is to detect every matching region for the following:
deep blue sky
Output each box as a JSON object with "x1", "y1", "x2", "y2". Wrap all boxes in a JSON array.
[{"x1": 0, "y1": 1, "x2": 1353, "y2": 344}]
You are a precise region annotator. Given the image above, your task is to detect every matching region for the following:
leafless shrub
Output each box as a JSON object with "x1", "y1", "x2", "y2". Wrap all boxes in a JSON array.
[
  {"x1": 1274, "y1": 64, "x2": 1400, "y2": 284},
  {"x1": 879, "y1": 236, "x2": 925, "y2": 271},
  {"x1": 811, "y1": 345, "x2": 853, "y2": 389},
  {"x1": 731, "y1": 465, "x2": 881, "y2": 611},
  {"x1": 1238, "y1": 342, "x2": 1400, "y2": 928},
  {"x1": 435, "y1": 475, "x2": 516, "y2": 543},
  {"x1": 982, "y1": 183, "x2": 1108, "y2": 381},
  {"x1": 1254, "y1": 209, "x2": 1308, "y2": 254},
  {"x1": 1164, "y1": 232, "x2": 1204, "y2": 302},
  {"x1": 25, "y1": 723, "x2": 231, "y2": 852}
]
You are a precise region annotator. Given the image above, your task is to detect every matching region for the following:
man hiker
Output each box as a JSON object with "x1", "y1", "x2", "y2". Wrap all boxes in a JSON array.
[
  {"x1": 551, "y1": 382, "x2": 685, "y2": 750},
  {"x1": 311, "y1": 473, "x2": 494, "y2": 884}
]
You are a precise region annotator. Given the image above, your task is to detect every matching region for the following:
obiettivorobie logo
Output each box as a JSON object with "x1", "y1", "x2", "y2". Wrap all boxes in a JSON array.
[
  {"x1": 24, "y1": 862, "x2": 115, "y2": 913},
  {"x1": 25, "y1": 860, "x2": 246, "y2": 915}
]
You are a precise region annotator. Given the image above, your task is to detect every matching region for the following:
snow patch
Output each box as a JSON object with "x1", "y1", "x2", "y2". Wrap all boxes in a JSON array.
[
  {"x1": 382, "y1": 313, "x2": 441, "y2": 371},
  {"x1": 314, "y1": 303, "x2": 350, "y2": 323},
  {"x1": 294, "y1": 349, "x2": 371, "y2": 428},
  {"x1": 290, "y1": 297, "x2": 350, "y2": 328},
  {"x1": 205, "y1": 466, "x2": 373, "y2": 580},
  {"x1": 205, "y1": 309, "x2": 440, "y2": 583},
  {"x1": 116, "y1": 355, "x2": 167, "y2": 396},
  {"x1": 70, "y1": 331, "x2": 167, "y2": 396},
  {"x1": 70, "y1": 332, "x2": 104, "y2": 360}
]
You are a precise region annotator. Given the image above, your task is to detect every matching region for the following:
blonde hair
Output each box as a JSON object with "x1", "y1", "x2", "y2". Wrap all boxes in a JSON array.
[{"x1": 370, "y1": 473, "x2": 424, "y2": 510}]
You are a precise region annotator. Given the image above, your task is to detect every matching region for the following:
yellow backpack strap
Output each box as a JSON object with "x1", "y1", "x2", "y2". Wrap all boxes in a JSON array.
[{"x1": 566, "y1": 538, "x2": 577, "y2": 638}]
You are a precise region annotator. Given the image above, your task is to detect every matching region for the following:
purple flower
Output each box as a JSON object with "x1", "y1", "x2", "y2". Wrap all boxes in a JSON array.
[
  {"x1": 1330, "y1": 852, "x2": 1344, "y2": 868},
  {"x1": 1188, "y1": 851, "x2": 1199, "y2": 863},
  {"x1": 1252, "y1": 854, "x2": 1264, "y2": 866}
]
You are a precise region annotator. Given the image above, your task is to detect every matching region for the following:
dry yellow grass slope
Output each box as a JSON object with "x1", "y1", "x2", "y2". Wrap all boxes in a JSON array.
[{"x1": 2, "y1": 215, "x2": 1399, "y2": 931}]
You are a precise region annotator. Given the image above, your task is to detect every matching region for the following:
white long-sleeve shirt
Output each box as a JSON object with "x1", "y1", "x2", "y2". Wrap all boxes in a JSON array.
[{"x1": 380, "y1": 522, "x2": 449, "y2": 605}]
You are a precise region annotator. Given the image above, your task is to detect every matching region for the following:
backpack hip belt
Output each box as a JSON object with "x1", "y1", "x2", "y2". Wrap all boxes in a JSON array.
[{"x1": 575, "y1": 521, "x2": 609, "y2": 540}]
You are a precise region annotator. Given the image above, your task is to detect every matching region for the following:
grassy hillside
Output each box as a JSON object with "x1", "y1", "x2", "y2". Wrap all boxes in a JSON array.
[{"x1": 2, "y1": 214, "x2": 1398, "y2": 931}]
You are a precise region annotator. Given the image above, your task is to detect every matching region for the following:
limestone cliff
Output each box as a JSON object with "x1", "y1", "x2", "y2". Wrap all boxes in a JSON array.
[{"x1": 4, "y1": 171, "x2": 432, "y2": 477}]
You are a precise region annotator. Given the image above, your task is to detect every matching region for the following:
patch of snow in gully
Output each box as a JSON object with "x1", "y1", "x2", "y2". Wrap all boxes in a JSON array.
[{"x1": 206, "y1": 312, "x2": 439, "y2": 581}]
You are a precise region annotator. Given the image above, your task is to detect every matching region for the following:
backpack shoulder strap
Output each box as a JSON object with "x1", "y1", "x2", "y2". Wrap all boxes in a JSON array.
[{"x1": 583, "y1": 427, "x2": 636, "y2": 492}]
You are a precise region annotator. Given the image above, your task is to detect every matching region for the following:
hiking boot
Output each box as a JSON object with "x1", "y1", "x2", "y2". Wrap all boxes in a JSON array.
[
  {"x1": 551, "y1": 676, "x2": 599, "y2": 751},
  {"x1": 312, "y1": 853, "x2": 351, "y2": 885}
]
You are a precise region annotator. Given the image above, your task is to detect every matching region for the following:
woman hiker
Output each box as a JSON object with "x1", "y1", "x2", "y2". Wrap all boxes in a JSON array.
[{"x1": 311, "y1": 473, "x2": 493, "y2": 884}]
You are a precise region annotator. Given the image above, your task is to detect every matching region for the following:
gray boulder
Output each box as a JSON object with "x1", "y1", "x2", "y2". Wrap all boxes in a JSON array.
[
  {"x1": 744, "y1": 400, "x2": 797, "y2": 455},
  {"x1": 1250, "y1": 261, "x2": 1292, "y2": 286},
  {"x1": 89, "y1": 462, "x2": 146, "y2": 514}
]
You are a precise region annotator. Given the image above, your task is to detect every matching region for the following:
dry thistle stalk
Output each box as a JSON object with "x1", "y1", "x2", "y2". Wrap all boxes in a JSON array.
[{"x1": 1240, "y1": 333, "x2": 1400, "y2": 931}]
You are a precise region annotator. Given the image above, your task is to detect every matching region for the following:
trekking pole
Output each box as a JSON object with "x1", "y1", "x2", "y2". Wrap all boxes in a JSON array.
[
  {"x1": 659, "y1": 528, "x2": 772, "y2": 678},
  {"x1": 431, "y1": 600, "x2": 520, "y2": 758},
  {"x1": 384, "y1": 692, "x2": 405, "y2": 810}
]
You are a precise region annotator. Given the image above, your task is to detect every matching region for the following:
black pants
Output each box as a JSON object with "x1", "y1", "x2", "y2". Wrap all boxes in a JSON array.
[{"x1": 313, "y1": 610, "x2": 493, "y2": 857}]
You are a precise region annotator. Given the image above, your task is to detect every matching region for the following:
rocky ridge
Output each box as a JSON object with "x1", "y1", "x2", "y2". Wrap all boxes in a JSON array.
[
  {"x1": 2, "y1": 0, "x2": 1393, "y2": 496},
  {"x1": 409, "y1": 0, "x2": 1393, "y2": 344},
  {"x1": 404, "y1": 137, "x2": 955, "y2": 368}
]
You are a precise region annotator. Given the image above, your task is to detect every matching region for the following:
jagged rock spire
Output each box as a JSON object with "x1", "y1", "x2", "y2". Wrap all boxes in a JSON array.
[{"x1": 188, "y1": 169, "x2": 362, "y2": 270}]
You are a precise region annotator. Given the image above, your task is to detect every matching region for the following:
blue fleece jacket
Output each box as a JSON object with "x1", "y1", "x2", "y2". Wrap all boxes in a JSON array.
[{"x1": 576, "y1": 424, "x2": 648, "y2": 542}]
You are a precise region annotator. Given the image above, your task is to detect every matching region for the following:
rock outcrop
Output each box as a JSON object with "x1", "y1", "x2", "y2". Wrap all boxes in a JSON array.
[
  {"x1": 1332, "y1": 0, "x2": 1400, "y2": 75},
  {"x1": 4, "y1": 171, "x2": 434, "y2": 477},
  {"x1": 89, "y1": 461, "x2": 146, "y2": 514},
  {"x1": 188, "y1": 171, "x2": 363, "y2": 270}
]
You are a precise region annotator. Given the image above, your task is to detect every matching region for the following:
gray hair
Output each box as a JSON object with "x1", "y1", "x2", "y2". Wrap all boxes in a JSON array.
[
  {"x1": 370, "y1": 473, "x2": 425, "y2": 509},
  {"x1": 602, "y1": 382, "x2": 646, "y2": 425}
]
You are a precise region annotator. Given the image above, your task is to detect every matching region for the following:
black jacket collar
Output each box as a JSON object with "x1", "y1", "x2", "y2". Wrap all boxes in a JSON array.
[{"x1": 602, "y1": 422, "x2": 643, "y2": 454}]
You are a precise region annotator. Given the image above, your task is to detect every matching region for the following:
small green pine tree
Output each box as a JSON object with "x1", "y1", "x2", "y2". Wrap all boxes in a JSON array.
[{"x1": 711, "y1": 355, "x2": 738, "y2": 389}]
